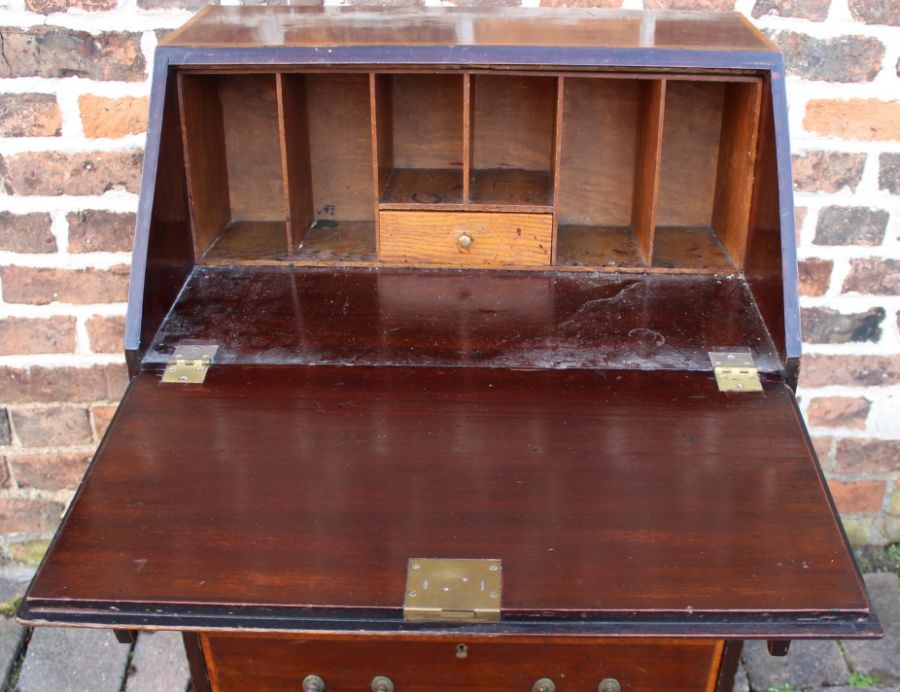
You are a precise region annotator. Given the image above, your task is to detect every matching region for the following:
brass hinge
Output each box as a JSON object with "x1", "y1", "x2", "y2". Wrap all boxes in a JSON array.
[
  {"x1": 403, "y1": 558, "x2": 501, "y2": 623},
  {"x1": 161, "y1": 344, "x2": 218, "y2": 384},
  {"x1": 709, "y1": 350, "x2": 762, "y2": 392}
]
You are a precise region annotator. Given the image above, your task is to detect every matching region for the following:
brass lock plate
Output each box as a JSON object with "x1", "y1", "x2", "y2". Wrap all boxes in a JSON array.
[{"x1": 403, "y1": 558, "x2": 501, "y2": 623}]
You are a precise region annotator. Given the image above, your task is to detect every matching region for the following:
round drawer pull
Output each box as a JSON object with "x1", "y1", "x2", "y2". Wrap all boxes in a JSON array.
[
  {"x1": 599, "y1": 678, "x2": 621, "y2": 692},
  {"x1": 302, "y1": 674, "x2": 325, "y2": 692},
  {"x1": 371, "y1": 675, "x2": 395, "y2": 692},
  {"x1": 457, "y1": 233, "x2": 474, "y2": 250},
  {"x1": 532, "y1": 678, "x2": 556, "y2": 692}
]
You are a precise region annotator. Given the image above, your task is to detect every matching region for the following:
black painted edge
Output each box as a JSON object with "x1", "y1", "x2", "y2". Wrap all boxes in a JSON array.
[
  {"x1": 18, "y1": 600, "x2": 881, "y2": 639},
  {"x1": 157, "y1": 44, "x2": 779, "y2": 71}
]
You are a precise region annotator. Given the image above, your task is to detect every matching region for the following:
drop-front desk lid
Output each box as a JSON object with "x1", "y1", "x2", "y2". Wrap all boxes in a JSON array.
[{"x1": 21, "y1": 323, "x2": 875, "y2": 638}]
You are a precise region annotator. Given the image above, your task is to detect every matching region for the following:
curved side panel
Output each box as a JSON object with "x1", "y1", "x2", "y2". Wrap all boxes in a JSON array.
[
  {"x1": 125, "y1": 50, "x2": 194, "y2": 375},
  {"x1": 744, "y1": 63, "x2": 800, "y2": 387}
]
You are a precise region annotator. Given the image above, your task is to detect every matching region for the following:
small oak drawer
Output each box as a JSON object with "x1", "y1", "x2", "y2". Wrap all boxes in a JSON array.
[
  {"x1": 379, "y1": 211, "x2": 552, "y2": 268},
  {"x1": 200, "y1": 634, "x2": 724, "y2": 691}
]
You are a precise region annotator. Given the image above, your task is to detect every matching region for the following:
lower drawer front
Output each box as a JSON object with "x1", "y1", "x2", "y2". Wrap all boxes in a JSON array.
[
  {"x1": 379, "y1": 211, "x2": 553, "y2": 267},
  {"x1": 201, "y1": 635, "x2": 724, "y2": 691}
]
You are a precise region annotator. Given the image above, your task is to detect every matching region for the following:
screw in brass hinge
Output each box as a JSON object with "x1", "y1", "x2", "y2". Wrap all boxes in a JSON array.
[
  {"x1": 709, "y1": 350, "x2": 762, "y2": 393},
  {"x1": 161, "y1": 344, "x2": 218, "y2": 384}
]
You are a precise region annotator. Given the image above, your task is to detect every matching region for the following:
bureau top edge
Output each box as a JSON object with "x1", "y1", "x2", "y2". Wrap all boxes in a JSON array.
[{"x1": 161, "y1": 6, "x2": 778, "y2": 59}]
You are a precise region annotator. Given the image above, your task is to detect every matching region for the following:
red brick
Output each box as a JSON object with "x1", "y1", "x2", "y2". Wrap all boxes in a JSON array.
[
  {"x1": 880, "y1": 153, "x2": 900, "y2": 194},
  {"x1": 794, "y1": 207, "x2": 807, "y2": 245},
  {"x1": 801, "y1": 306, "x2": 884, "y2": 344},
  {"x1": 812, "y1": 435, "x2": 834, "y2": 467},
  {"x1": 848, "y1": 0, "x2": 899, "y2": 25},
  {"x1": 829, "y1": 480, "x2": 886, "y2": 513},
  {"x1": 835, "y1": 439, "x2": 900, "y2": 474},
  {"x1": 798, "y1": 258, "x2": 832, "y2": 296},
  {"x1": 792, "y1": 151, "x2": 866, "y2": 193},
  {"x1": 9, "y1": 452, "x2": 90, "y2": 491},
  {"x1": 0, "y1": 94, "x2": 61, "y2": 137},
  {"x1": 800, "y1": 355, "x2": 900, "y2": 388},
  {"x1": 813, "y1": 206, "x2": 887, "y2": 246},
  {"x1": 842, "y1": 258, "x2": 900, "y2": 295},
  {"x1": 0, "y1": 265, "x2": 130, "y2": 305},
  {"x1": 0, "y1": 316, "x2": 76, "y2": 356},
  {"x1": 0, "y1": 150, "x2": 142, "y2": 196},
  {"x1": 90, "y1": 403, "x2": 118, "y2": 440},
  {"x1": 0, "y1": 212, "x2": 56, "y2": 253},
  {"x1": 0, "y1": 410, "x2": 9, "y2": 446},
  {"x1": 807, "y1": 397, "x2": 870, "y2": 429},
  {"x1": 540, "y1": 0, "x2": 621, "y2": 5},
  {"x1": 10, "y1": 406, "x2": 92, "y2": 447},
  {"x1": 0, "y1": 27, "x2": 145, "y2": 81},
  {"x1": 67, "y1": 210, "x2": 135, "y2": 253},
  {"x1": 139, "y1": 0, "x2": 216, "y2": 8},
  {"x1": 86, "y1": 315, "x2": 125, "y2": 354},
  {"x1": 26, "y1": 0, "x2": 116, "y2": 12},
  {"x1": 752, "y1": 0, "x2": 829, "y2": 20},
  {"x1": 79, "y1": 95, "x2": 149, "y2": 139},
  {"x1": 0, "y1": 498, "x2": 64, "y2": 534},
  {"x1": 804, "y1": 99, "x2": 900, "y2": 141},
  {"x1": 768, "y1": 31, "x2": 884, "y2": 83},
  {"x1": 644, "y1": 0, "x2": 734, "y2": 8},
  {"x1": 0, "y1": 364, "x2": 128, "y2": 404}
]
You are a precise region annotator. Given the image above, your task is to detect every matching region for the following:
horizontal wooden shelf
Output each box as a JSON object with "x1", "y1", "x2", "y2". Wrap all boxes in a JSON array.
[
  {"x1": 651, "y1": 226, "x2": 735, "y2": 272},
  {"x1": 297, "y1": 220, "x2": 376, "y2": 263},
  {"x1": 556, "y1": 225, "x2": 645, "y2": 268},
  {"x1": 470, "y1": 169, "x2": 553, "y2": 208},
  {"x1": 380, "y1": 168, "x2": 463, "y2": 206}
]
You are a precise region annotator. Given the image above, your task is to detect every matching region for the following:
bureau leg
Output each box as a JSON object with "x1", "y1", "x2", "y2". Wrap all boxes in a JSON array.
[
  {"x1": 183, "y1": 632, "x2": 213, "y2": 692},
  {"x1": 715, "y1": 641, "x2": 743, "y2": 692}
]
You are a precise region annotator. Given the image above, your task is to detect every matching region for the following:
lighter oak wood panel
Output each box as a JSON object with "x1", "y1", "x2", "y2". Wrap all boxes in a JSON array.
[{"x1": 379, "y1": 210, "x2": 552, "y2": 267}]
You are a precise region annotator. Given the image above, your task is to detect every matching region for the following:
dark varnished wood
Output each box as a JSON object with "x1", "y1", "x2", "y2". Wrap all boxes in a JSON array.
[
  {"x1": 25, "y1": 366, "x2": 867, "y2": 631},
  {"x1": 202, "y1": 634, "x2": 724, "y2": 691},
  {"x1": 184, "y1": 633, "x2": 212, "y2": 692},
  {"x1": 144, "y1": 266, "x2": 779, "y2": 372},
  {"x1": 125, "y1": 59, "x2": 194, "y2": 374}
]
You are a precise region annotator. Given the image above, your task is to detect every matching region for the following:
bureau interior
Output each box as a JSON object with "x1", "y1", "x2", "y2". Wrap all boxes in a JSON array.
[{"x1": 176, "y1": 70, "x2": 762, "y2": 272}]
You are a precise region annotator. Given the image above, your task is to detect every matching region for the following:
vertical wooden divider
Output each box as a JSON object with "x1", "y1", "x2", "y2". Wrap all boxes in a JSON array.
[
  {"x1": 711, "y1": 79, "x2": 763, "y2": 270},
  {"x1": 631, "y1": 79, "x2": 666, "y2": 267},
  {"x1": 276, "y1": 73, "x2": 314, "y2": 259},
  {"x1": 463, "y1": 73, "x2": 473, "y2": 204},
  {"x1": 370, "y1": 73, "x2": 393, "y2": 256},
  {"x1": 177, "y1": 73, "x2": 230, "y2": 261},
  {"x1": 550, "y1": 76, "x2": 565, "y2": 265}
]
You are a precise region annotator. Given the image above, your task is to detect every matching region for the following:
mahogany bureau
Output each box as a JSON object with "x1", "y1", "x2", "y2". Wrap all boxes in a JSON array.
[{"x1": 19, "y1": 7, "x2": 881, "y2": 691}]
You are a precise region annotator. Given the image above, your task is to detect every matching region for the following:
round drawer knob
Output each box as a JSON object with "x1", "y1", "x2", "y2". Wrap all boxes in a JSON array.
[
  {"x1": 302, "y1": 674, "x2": 325, "y2": 692},
  {"x1": 371, "y1": 675, "x2": 395, "y2": 692},
  {"x1": 533, "y1": 678, "x2": 556, "y2": 692},
  {"x1": 599, "y1": 679, "x2": 621, "y2": 692},
  {"x1": 457, "y1": 233, "x2": 474, "y2": 250}
]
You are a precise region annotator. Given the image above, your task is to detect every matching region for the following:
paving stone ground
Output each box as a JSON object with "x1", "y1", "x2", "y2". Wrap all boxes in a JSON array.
[{"x1": 0, "y1": 572, "x2": 893, "y2": 690}]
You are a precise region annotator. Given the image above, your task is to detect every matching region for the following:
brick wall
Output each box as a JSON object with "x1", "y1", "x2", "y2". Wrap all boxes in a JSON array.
[{"x1": 0, "y1": 0, "x2": 897, "y2": 570}]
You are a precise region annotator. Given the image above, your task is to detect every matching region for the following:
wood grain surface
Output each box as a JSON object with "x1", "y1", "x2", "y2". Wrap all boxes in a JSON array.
[
  {"x1": 379, "y1": 211, "x2": 552, "y2": 267},
  {"x1": 202, "y1": 634, "x2": 724, "y2": 691},
  {"x1": 25, "y1": 366, "x2": 868, "y2": 627}
]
